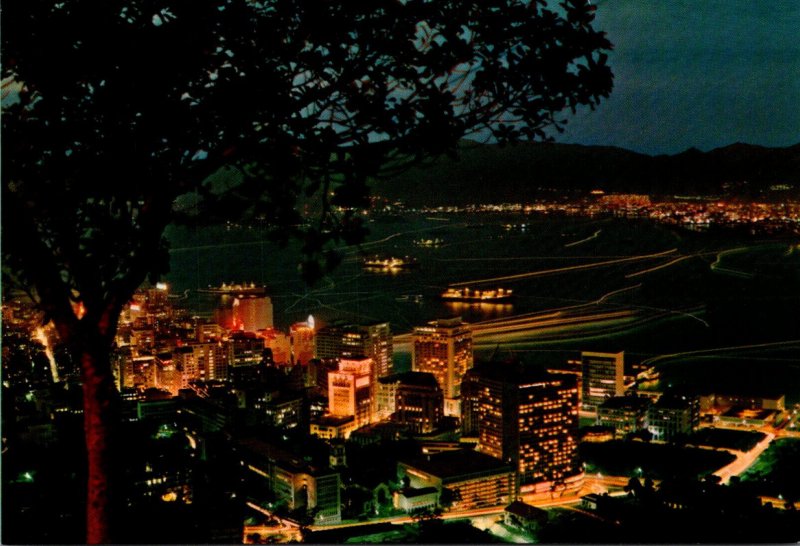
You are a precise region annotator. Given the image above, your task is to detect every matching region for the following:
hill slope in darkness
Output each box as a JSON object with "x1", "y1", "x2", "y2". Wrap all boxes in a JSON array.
[{"x1": 372, "y1": 141, "x2": 800, "y2": 206}]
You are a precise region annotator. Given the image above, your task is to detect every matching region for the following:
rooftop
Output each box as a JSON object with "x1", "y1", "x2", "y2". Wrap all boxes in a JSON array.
[
  {"x1": 400, "y1": 449, "x2": 513, "y2": 483},
  {"x1": 379, "y1": 371, "x2": 440, "y2": 388},
  {"x1": 468, "y1": 361, "x2": 575, "y2": 387},
  {"x1": 600, "y1": 396, "x2": 652, "y2": 410},
  {"x1": 505, "y1": 500, "x2": 548, "y2": 521},
  {"x1": 400, "y1": 486, "x2": 439, "y2": 498},
  {"x1": 313, "y1": 414, "x2": 356, "y2": 427}
]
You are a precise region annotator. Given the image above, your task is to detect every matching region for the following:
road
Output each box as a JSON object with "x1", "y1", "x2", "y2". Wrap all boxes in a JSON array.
[{"x1": 712, "y1": 432, "x2": 776, "y2": 484}]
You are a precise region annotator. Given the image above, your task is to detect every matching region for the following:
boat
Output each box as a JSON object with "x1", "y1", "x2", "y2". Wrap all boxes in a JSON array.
[
  {"x1": 440, "y1": 287, "x2": 514, "y2": 302},
  {"x1": 362, "y1": 255, "x2": 419, "y2": 270},
  {"x1": 196, "y1": 282, "x2": 267, "y2": 296},
  {"x1": 396, "y1": 294, "x2": 424, "y2": 303},
  {"x1": 413, "y1": 238, "x2": 443, "y2": 247}
]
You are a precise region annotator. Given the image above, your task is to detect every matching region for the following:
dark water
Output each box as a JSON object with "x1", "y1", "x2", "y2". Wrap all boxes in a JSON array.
[
  {"x1": 164, "y1": 214, "x2": 682, "y2": 332},
  {"x1": 165, "y1": 214, "x2": 800, "y2": 399}
]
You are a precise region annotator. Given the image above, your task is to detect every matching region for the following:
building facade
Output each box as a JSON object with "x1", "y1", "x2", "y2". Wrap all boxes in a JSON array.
[
  {"x1": 327, "y1": 357, "x2": 373, "y2": 428},
  {"x1": 581, "y1": 351, "x2": 624, "y2": 411},
  {"x1": 597, "y1": 396, "x2": 651, "y2": 435},
  {"x1": 469, "y1": 362, "x2": 582, "y2": 489},
  {"x1": 647, "y1": 394, "x2": 699, "y2": 441},
  {"x1": 316, "y1": 321, "x2": 393, "y2": 414},
  {"x1": 290, "y1": 321, "x2": 316, "y2": 366},
  {"x1": 398, "y1": 449, "x2": 515, "y2": 511},
  {"x1": 380, "y1": 371, "x2": 444, "y2": 434},
  {"x1": 412, "y1": 317, "x2": 473, "y2": 417}
]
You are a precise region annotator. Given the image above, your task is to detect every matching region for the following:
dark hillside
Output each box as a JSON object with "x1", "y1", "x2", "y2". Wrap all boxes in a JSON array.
[{"x1": 372, "y1": 141, "x2": 800, "y2": 206}]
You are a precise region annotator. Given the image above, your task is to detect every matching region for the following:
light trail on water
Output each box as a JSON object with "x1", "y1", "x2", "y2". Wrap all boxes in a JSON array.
[{"x1": 448, "y1": 248, "x2": 677, "y2": 287}]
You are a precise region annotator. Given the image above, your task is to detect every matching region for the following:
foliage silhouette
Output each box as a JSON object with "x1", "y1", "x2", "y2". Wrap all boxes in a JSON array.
[{"x1": 2, "y1": 0, "x2": 612, "y2": 542}]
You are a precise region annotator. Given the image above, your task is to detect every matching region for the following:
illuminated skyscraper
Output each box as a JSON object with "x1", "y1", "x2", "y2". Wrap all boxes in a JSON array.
[
  {"x1": 316, "y1": 321, "x2": 393, "y2": 415},
  {"x1": 470, "y1": 361, "x2": 581, "y2": 491},
  {"x1": 377, "y1": 371, "x2": 443, "y2": 433},
  {"x1": 290, "y1": 319, "x2": 316, "y2": 366},
  {"x1": 259, "y1": 328, "x2": 291, "y2": 366},
  {"x1": 412, "y1": 317, "x2": 472, "y2": 416},
  {"x1": 327, "y1": 356, "x2": 373, "y2": 428},
  {"x1": 215, "y1": 295, "x2": 274, "y2": 332},
  {"x1": 581, "y1": 351, "x2": 624, "y2": 411},
  {"x1": 345, "y1": 322, "x2": 393, "y2": 378},
  {"x1": 173, "y1": 342, "x2": 228, "y2": 386}
]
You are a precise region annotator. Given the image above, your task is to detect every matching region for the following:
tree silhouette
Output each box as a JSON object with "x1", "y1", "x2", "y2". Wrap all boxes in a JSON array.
[{"x1": 2, "y1": 0, "x2": 612, "y2": 542}]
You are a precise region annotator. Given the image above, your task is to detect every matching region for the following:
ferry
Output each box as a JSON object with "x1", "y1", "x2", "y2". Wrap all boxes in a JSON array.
[
  {"x1": 440, "y1": 287, "x2": 514, "y2": 302},
  {"x1": 196, "y1": 282, "x2": 267, "y2": 296},
  {"x1": 362, "y1": 255, "x2": 419, "y2": 270},
  {"x1": 413, "y1": 238, "x2": 443, "y2": 247}
]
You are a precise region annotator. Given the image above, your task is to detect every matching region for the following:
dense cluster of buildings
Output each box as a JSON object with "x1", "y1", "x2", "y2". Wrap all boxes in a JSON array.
[{"x1": 2, "y1": 281, "x2": 791, "y2": 539}]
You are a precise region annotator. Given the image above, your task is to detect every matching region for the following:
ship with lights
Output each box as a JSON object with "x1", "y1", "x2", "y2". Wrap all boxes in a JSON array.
[
  {"x1": 196, "y1": 282, "x2": 267, "y2": 296},
  {"x1": 440, "y1": 286, "x2": 514, "y2": 302},
  {"x1": 362, "y1": 255, "x2": 419, "y2": 270}
]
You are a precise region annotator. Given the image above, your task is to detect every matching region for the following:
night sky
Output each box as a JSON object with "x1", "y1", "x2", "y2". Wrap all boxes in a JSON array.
[{"x1": 554, "y1": 0, "x2": 800, "y2": 155}]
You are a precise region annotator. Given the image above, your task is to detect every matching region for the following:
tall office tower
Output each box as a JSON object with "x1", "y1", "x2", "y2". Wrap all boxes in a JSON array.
[
  {"x1": 226, "y1": 331, "x2": 266, "y2": 385},
  {"x1": 156, "y1": 352, "x2": 182, "y2": 395},
  {"x1": 412, "y1": 317, "x2": 472, "y2": 417},
  {"x1": 173, "y1": 342, "x2": 228, "y2": 387},
  {"x1": 392, "y1": 372, "x2": 443, "y2": 434},
  {"x1": 328, "y1": 357, "x2": 373, "y2": 428},
  {"x1": 315, "y1": 323, "x2": 347, "y2": 359},
  {"x1": 290, "y1": 319, "x2": 316, "y2": 366},
  {"x1": 345, "y1": 322, "x2": 393, "y2": 379},
  {"x1": 316, "y1": 322, "x2": 394, "y2": 377},
  {"x1": 377, "y1": 371, "x2": 444, "y2": 429},
  {"x1": 581, "y1": 351, "x2": 624, "y2": 411},
  {"x1": 259, "y1": 328, "x2": 291, "y2": 366},
  {"x1": 236, "y1": 296, "x2": 274, "y2": 331},
  {"x1": 145, "y1": 283, "x2": 172, "y2": 320},
  {"x1": 460, "y1": 366, "x2": 483, "y2": 437},
  {"x1": 471, "y1": 362, "x2": 581, "y2": 489},
  {"x1": 215, "y1": 295, "x2": 274, "y2": 332},
  {"x1": 195, "y1": 320, "x2": 226, "y2": 343}
]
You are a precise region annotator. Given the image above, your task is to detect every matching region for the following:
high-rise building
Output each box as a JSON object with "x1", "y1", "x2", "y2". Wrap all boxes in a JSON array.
[
  {"x1": 377, "y1": 371, "x2": 443, "y2": 433},
  {"x1": 215, "y1": 296, "x2": 273, "y2": 331},
  {"x1": 173, "y1": 342, "x2": 228, "y2": 387},
  {"x1": 469, "y1": 361, "x2": 581, "y2": 491},
  {"x1": 327, "y1": 357, "x2": 373, "y2": 428},
  {"x1": 412, "y1": 317, "x2": 472, "y2": 417},
  {"x1": 227, "y1": 331, "x2": 267, "y2": 385},
  {"x1": 315, "y1": 323, "x2": 347, "y2": 360},
  {"x1": 581, "y1": 351, "x2": 624, "y2": 411},
  {"x1": 347, "y1": 322, "x2": 393, "y2": 378},
  {"x1": 259, "y1": 328, "x2": 291, "y2": 366},
  {"x1": 316, "y1": 321, "x2": 394, "y2": 406},
  {"x1": 597, "y1": 396, "x2": 651, "y2": 435},
  {"x1": 460, "y1": 366, "x2": 483, "y2": 437},
  {"x1": 290, "y1": 320, "x2": 316, "y2": 366},
  {"x1": 236, "y1": 296, "x2": 274, "y2": 331},
  {"x1": 647, "y1": 393, "x2": 700, "y2": 441},
  {"x1": 213, "y1": 288, "x2": 273, "y2": 332},
  {"x1": 316, "y1": 321, "x2": 393, "y2": 416}
]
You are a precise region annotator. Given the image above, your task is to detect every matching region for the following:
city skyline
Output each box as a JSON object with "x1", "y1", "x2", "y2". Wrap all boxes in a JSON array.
[{"x1": 3, "y1": 0, "x2": 799, "y2": 543}]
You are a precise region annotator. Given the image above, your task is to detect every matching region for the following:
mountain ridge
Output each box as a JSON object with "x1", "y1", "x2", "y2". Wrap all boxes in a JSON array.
[{"x1": 372, "y1": 140, "x2": 800, "y2": 206}]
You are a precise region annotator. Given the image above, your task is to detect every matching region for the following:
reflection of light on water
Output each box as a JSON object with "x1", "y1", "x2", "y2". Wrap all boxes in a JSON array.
[{"x1": 445, "y1": 301, "x2": 514, "y2": 314}]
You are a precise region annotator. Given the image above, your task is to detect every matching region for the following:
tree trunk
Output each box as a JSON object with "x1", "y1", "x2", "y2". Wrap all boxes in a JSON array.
[{"x1": 79, "y1": 338, "x2": 121, "y2": 544}]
